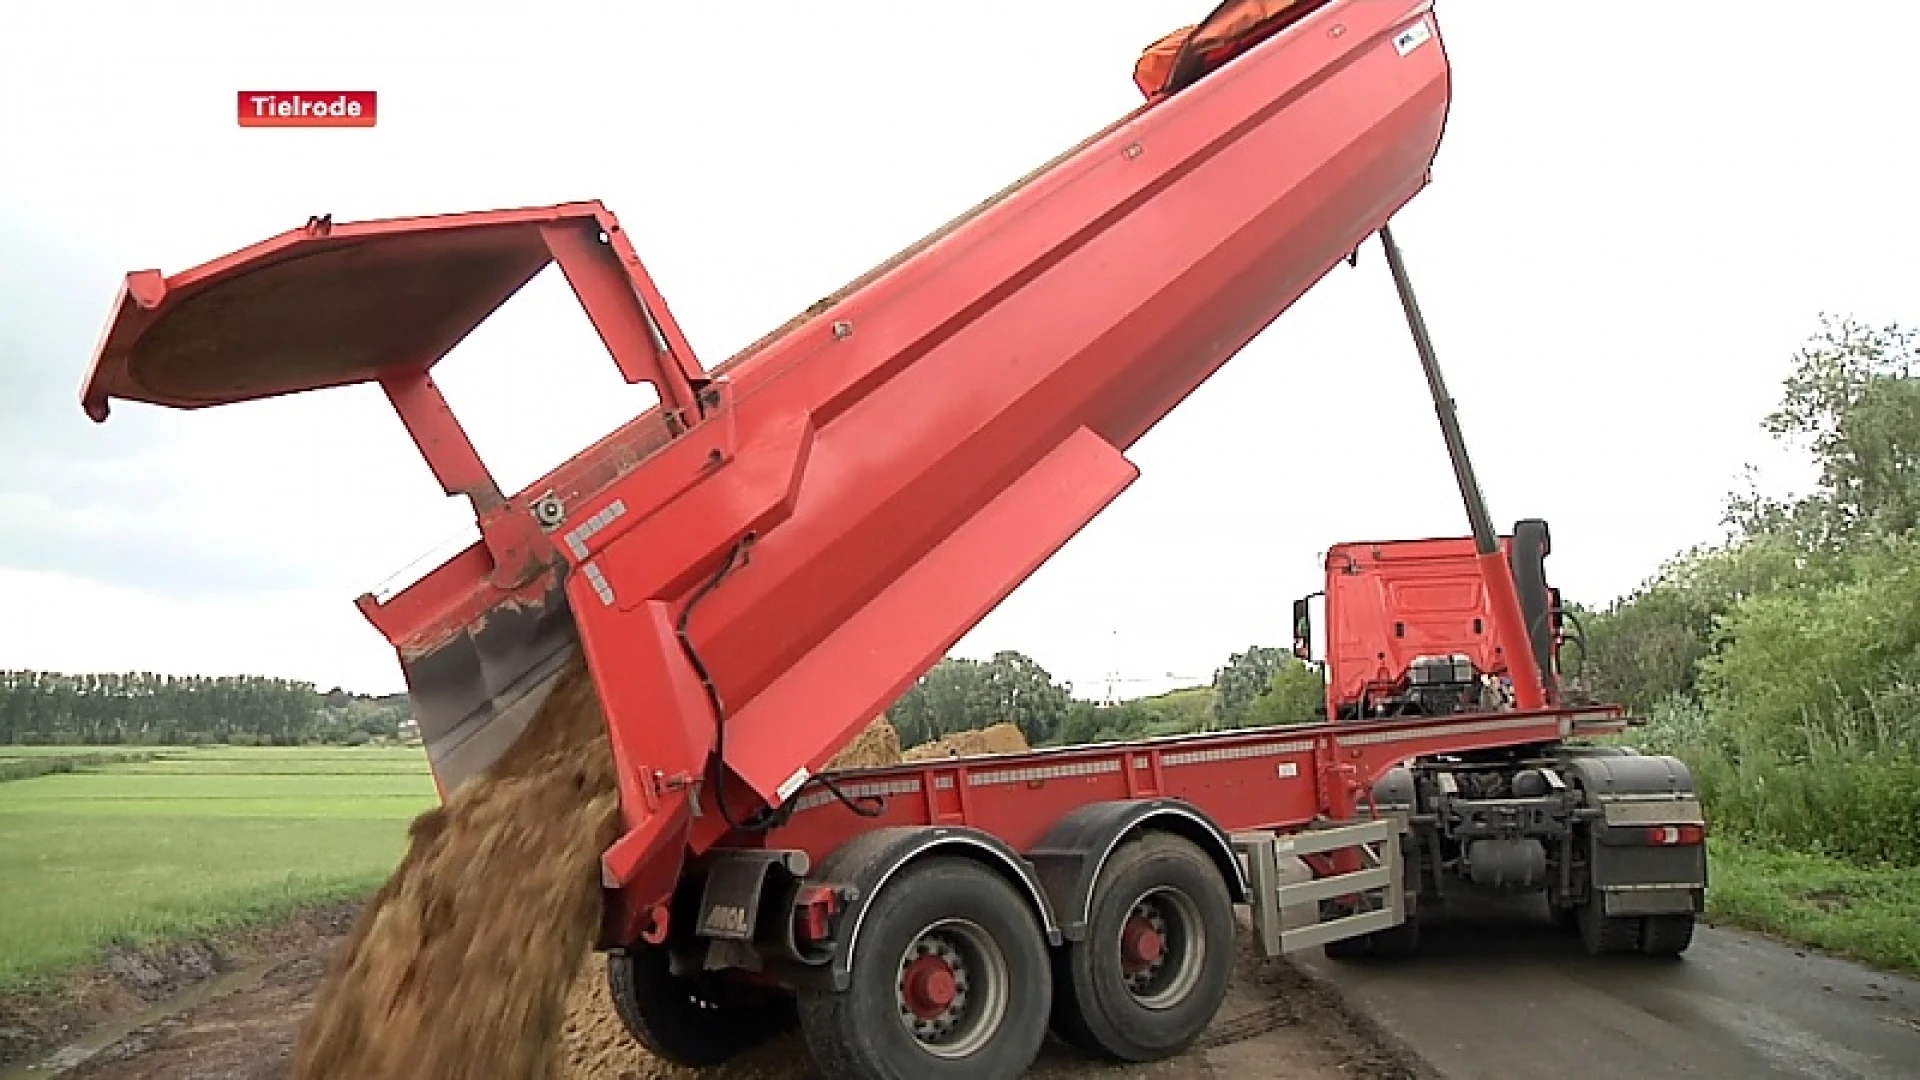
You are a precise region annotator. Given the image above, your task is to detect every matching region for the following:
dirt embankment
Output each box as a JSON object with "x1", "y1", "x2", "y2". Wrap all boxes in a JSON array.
[{"x1": 0, "y1": 903, "x2": 363, "y2": 1071}]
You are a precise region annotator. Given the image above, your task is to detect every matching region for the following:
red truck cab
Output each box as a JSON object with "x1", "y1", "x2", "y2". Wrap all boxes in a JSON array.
[{"x1": 1293, "y1": 519, "x2": 1566, "y2": 721}]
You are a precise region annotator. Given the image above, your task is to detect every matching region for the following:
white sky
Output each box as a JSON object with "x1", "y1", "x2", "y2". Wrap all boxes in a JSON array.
[{"x1": 1, "y1": 1, "x2": 1914, "y2": 700}]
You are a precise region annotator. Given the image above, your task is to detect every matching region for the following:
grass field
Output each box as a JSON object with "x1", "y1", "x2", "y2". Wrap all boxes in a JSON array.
[
  {"x1": 1706, "y1": 838, "x2": 1920, "y2": 975},
  {"x1": 0, "y1": 746, "x2": 436, "y2": 989}
]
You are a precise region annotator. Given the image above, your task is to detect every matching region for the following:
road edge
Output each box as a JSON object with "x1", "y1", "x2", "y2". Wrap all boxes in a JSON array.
[
  {"x1": 1286, "y1": 954, "x2": 1449, "y2": 1080},
  {"x1": 0, "y1": 899, "x2": 364, "y2": 1073}
]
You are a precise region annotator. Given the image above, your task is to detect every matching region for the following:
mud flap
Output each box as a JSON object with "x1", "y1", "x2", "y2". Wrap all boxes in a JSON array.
[
  {"x1": 401, "y1": 573, "x2": 583, "y2": 796},
  {"x1": 694, "y1": 850, "x2": 814, "y2": 942}
]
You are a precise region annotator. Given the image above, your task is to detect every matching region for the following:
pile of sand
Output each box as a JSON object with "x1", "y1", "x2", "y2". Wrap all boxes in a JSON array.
[
  {"x1": 290, "y1": 653, "x2": 621, "y2": 1080},
  {"x1": 825, "y1": 715, "x2": 906, "y2": 770},
  {"x1": 902, "y1": 722, "x2": 1031, "y2": 760}
]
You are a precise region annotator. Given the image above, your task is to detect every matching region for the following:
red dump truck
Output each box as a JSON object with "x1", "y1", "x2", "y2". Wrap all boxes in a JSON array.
[{"x1": 78, "y1": 1, "x2": 1706, "y2": 1076}]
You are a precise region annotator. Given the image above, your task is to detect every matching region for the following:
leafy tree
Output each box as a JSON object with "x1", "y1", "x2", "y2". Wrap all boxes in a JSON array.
[
  {"x1": 978, "y1": 650, "x2": 1072, "y2": 746},
  {"x1": 885, "y1": 651, "x2": 1071, "y2": 748},
  {"x1": 1209, "y1": 646, "x2": 1286, "y2": 730},
  {"x1": 1699, "y1": 530, "x2": 1920, "y2": 760},
  {"x1": 1053, "y1": 689, "x2": 1217, "y2": 746},
  {"x1": 1726, "y1": 314, "x2": 1920, "y2": 550},
  {"x1": 1240, "y1": 659, "x2": 1326, "y2": 728},
  {"x1": 1582, "y1": 533, "x2": 1828, "y2": 711},
  {"x1": 1584, "y1": 316, "x2": 1918, "y2": 715}
]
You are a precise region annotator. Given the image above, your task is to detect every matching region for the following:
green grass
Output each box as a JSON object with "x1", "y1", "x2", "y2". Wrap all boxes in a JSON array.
[
  {"x1": 0, "y1": 746, "x2": 437, "y2": 989},
  {"x1": 1706, "y1": 837, "x2": 1920, "y2": 976}
]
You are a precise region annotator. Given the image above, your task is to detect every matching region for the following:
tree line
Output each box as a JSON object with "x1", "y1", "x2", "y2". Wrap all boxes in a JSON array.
[
  {"x1": 884, "y1": 644, "x2": 1326, "y2": 751},
  {"x1": 4, "y1": 645, "x2": 1325, "y2": 752},
  {"x1": 0, "y1": 670, "x2": 412, "y2": 746}
]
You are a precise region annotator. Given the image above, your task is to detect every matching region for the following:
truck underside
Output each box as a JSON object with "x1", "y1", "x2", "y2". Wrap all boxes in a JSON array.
[
  {"x1": 77, "y1": 1, "x2": 1706, "y2": 1076},
  {"x1": 1361, "y1": 741, "x2": 1707, "y2": 958}
]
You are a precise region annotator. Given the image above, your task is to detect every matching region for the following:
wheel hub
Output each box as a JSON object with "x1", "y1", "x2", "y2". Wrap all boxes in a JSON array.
[
  {"x1": 896, "y1": 932, "x2": 980, "y2": 1047},
  {"x1": 1121, "y1": 916, "x2": 1164, "y2": 969},
  {"x1": 1121, "y1": 902, "x2": 1171, "y2": 993},
  {"x1": 902, "y1": 954, "x2": 958, "y2": 1017}
]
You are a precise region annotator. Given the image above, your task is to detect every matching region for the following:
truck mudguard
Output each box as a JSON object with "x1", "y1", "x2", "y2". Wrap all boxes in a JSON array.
[
  {"x1": 1026, "y1": 799, "x2": 1249, "y2": 940},
  {"x1": 803, "y1": 825, "x2": 1062, "y2": 991}
]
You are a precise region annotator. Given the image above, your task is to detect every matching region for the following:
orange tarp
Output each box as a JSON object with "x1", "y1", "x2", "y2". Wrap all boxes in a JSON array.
[{"x1": 1134, "y1": 0, "x2": 1323, "y2": 99}]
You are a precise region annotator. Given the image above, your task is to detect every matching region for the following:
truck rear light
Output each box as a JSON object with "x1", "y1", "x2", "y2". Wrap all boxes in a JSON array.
[{"x1": 1646, "y1": 824, "x2": 1705, "y2": 846}]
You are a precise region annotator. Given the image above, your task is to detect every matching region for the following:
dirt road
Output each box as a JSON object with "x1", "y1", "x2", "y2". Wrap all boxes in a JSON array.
[
  {"x1": 23, "y1": 910, "x2": 1422, "y2": 1080},
  {"x1": 1299, "y1": 900, "x2": 1920, "y2": 1080}
]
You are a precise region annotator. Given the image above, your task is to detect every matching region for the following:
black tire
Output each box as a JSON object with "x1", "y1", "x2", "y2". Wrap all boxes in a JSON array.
[
  {"x1": 797, "y1": 857, "x2": 1051, "y2": 1080},
  {"x1": 1050, "y1": 832, "x2": 1237, "y2": 1063},
  {"x1": 1575, "y1": 898, "x2": 1641, "y2": 955},
  {"x1": 1322, "y1": 932, "x2": 1373, "y2": 961},
  {"x1": 606, "y1": 942, "x2": 796, "y2": 1067},
  {"x1": 1640, "y1": 913, "x2": 1696, "y2": 956},
  {"x1": 1366, "y1": 916, "x2": 1422, "y2": 957},
  {"x1": 1552, "y1": 902, "x2": 1580, "y2": 932}
]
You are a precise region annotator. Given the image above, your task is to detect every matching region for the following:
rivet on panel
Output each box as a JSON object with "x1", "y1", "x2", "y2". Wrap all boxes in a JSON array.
[
  {"x1": 1330, "y1": 24, "x2": 1346, "y2": 38},
  {"x1": 832, "y1": 320, "x2": 854, "y2": 340}
]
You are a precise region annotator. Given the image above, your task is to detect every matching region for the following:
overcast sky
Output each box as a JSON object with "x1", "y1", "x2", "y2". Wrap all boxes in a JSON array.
[{"x1": 2, "y1": 0, "x2": 1914, "y2": 700}]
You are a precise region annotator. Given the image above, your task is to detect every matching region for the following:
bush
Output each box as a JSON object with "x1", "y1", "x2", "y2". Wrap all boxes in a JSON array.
[
  {"x1": 1639, "y1": 698, "x2": 1920, "y2": 866},
  {"x1": 0, "y1": 750, "x2": 162, "y2": 784},
  {"x1": 1698, "y1": 533, "x2": 1920, "y2": 762}
]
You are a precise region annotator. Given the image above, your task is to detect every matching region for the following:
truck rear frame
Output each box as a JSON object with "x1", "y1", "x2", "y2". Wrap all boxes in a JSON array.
[{"x1": 78, "y1": 2, "x2": 1706, "y2": 1076}]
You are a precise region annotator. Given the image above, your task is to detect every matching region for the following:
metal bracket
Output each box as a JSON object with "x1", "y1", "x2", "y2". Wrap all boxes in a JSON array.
[{"x1": 1234, "y1": 819, "x2": 1404, "y2": 956}]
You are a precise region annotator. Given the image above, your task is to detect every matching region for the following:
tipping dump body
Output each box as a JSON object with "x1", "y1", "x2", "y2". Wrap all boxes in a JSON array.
[{"x1": 81, "y1": 0, "x2": 1454, "y2": 934}]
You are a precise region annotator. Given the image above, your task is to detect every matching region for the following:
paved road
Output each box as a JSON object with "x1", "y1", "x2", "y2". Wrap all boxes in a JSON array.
[{"x1": 1297, "y1": 899, "x2": 1920, "y2": 1080}]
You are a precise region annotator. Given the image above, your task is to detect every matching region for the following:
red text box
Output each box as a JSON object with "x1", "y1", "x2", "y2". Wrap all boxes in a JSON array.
[{"x1": 238, "y1": 91, "x2": 377, "y2": 128}]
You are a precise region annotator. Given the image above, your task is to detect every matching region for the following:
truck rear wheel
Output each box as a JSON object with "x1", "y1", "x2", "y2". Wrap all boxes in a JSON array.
[
  {"x1": 1640, "y1": 912, "x2": 1696, "y2": 956},
  {"x1": 1049, "y1": 832, "x2": 1236, "y2": 1062},
  {"x1": 798, "y1": 857, "x2": 1051, "y2": 1080},
  {"x1": 606, "y1": 941, "x2": 795, "y2": 1067},
  {"x1": 1575, "y1": 898, "x2": 1641, "y2": 955}
]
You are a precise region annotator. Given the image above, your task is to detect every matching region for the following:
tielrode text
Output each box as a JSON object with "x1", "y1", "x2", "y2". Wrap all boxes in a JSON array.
[{"x1": 237, "y1": 92, "x2": 378, "y2": 128}]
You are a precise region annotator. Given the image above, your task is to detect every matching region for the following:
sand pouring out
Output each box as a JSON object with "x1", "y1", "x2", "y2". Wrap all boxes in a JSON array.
[
  {"x1": 287, "y1": 649, "x2": 1026, "y2": 1080},
  {"x1": 289, "y1": 654, "x2": 619, "y2": 1080}
]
